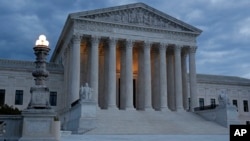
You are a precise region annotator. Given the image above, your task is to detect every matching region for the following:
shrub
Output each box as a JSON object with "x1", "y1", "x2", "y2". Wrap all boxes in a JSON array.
[{"x1": 0, "y1": 104, "x2": 21, "y2": 115}]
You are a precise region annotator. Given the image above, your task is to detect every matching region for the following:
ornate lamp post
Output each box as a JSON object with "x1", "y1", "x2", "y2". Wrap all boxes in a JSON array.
[{"x1": 28, "y1": 35, "x2": 51, "y2": 109}]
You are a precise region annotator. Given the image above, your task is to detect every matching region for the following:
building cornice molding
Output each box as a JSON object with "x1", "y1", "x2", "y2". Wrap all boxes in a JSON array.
[
  {"x1": 74, "y1": 19, "x2": 197, "y2": 46},
  {"x1": 0, "y1": 59, "x2": 64, "y2": 73}
]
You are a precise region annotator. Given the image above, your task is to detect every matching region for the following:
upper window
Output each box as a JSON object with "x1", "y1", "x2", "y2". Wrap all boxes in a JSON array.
[
  {"x1": 199, "y1": 98, "x2": 204, "y2": 109},
  {"x1": 243, "y1": 100, "x2": 249, "y2": 112},
  {"x1": 210, "y1": 98, "x2": 216, "y2": 108},
  {"x1": 50, "y1": 92, "x2": 57, "y2": 106},
  {"x1": 232, "y1": 99, "x2": 238, "y2": 110},
  {"x1": 0, "y1": 89, "x2": 5, "y2": 106},
  {"x1": 15, "y1": 90, "x2": 23, "y2": 105}
]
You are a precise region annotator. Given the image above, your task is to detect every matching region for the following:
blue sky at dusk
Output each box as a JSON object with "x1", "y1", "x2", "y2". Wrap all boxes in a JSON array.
[{"x1": 0, "y1": 0, "x2": 250, "y2": 78}]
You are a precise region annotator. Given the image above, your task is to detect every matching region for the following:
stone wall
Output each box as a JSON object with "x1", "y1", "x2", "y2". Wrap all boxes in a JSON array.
[
  {"x1": 0, "y1": 59, "x2": 64, "y2": 112},
  {"x1": 0, "y1": 115, "x2": 22, "y2": 141}
]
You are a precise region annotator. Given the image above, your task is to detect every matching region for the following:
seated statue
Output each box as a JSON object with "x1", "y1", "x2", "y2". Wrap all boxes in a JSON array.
[
  {"x1": 79, "y1": 83, "x2": 93, "y2": 101},
  {"x1": 218, "y1": 93, "x2": 230, "y2": 106}
]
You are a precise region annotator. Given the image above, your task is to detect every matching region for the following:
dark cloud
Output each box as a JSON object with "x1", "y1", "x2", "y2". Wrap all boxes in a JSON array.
[{"x1": 0, "y1": 0, "x2": 250, "y2": 78}]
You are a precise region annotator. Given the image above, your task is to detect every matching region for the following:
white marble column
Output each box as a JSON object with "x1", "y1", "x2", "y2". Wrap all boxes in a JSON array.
[
  {"x1": 144, "y1": 41, "x2": 152, "y2": 110},
  {"x1": 125, "y1": 40, "x2": 134, "y2": 109},
  {"x1": 63, "y1": 47, "x2": 71, "y2": 108},
  {"x1": 136, "y1": 48, "x2": 144, "y2": 110},
  {"x1": 69, "y1": 34, "x2": 81, "y2": 104},
  {"x1": 159, "y1": 43, "x2": 169, "y2": 111},
  {"x1": 90, "y1": 36, "x2": 100, "y2": 105},
  {"x1": 167, "y1": 51, "x2": 175, "y2": 110},
  {"x1": 120, "y1": 46, "x2": 126, "y2": 109},
  {"x1": 189, "y1": 46, "x2": 198, "y2": 111},
  {"x1": 174, "y1": 45, "x2": 184, "y2": 111},
  {"x1": 181, "y1": 49, "x2": 188, "y2": 110},
  {"x1": 108, "y1": 38, "x2": 117, "y2": 109}
]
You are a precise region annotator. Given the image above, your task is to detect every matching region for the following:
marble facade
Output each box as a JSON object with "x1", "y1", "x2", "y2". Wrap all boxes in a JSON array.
[
  {"x1": 0, "y1": 3, "x2": 250, "y2": 129},
  {"x1": 51, "y1": 3, "x2": 202, "y2": 112}
]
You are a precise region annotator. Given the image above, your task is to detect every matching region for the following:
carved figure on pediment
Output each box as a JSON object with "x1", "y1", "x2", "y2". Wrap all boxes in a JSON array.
[
  {"x1": 114, "y1": 12, "x2": 121, "y2": 22},
  {"x1": 129, "y1": 11, "x2": 136, "y2": 23},
  {"x1": 143, "y1": 12, "x2": 150, "y2": 25},
  {"x1": 138, "y1": 10, "x2": 144, "y2": 24}
]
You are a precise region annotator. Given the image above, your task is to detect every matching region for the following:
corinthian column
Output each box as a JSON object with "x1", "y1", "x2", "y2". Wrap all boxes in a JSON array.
[
  {"x1": 174, "y1": 45, "x2": 184, "y2": 111},
  {"x1": 159, "y1": 43, "x2": 169, "y2": 111},
  {"x1": 107, "y1": 38, "x2": 117, "y2": 109},
  {"x1": 144, "y1": 41, "x2": 152, "y2": 110},
  {"x1": 181, "y1": 49, "x2": 188, "y2": 110},
  {"x1": 189, "y1": 46, "x2": 198, "y2": 111},
  {"x1": 70, "y1": 34, "x2": 81, "y2": 104},
  {"x1": 125, "y1": 40, "x2": 134, "y2": 109},
  {"x1": 90, "y1": 36, "x2": 100, "y2": 105}
]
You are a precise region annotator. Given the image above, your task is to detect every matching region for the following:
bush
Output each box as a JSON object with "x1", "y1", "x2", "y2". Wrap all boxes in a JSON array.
[{"x1": 0, "y1": 104, "x2": 21, "y2": 115}]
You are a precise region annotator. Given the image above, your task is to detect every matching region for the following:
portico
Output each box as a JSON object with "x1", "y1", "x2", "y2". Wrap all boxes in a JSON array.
[{"x1": 51, "y1": 3, "x2": 202, "y2": 112}]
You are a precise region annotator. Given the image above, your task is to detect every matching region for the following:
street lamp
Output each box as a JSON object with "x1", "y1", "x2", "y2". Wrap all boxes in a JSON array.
[{"x1": 28, "y1": 34, "x2": 51, "y2": 109}]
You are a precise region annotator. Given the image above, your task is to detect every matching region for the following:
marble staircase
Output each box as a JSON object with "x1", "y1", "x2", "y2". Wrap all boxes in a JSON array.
[{"x1": 85, "y1": 109, "x2": 229, "y2": 135}]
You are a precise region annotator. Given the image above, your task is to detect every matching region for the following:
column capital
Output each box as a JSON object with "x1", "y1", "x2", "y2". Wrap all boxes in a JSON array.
[
  {"x1": 144, "y1": 41, "x2": 152, "y2": 49},
  {"x1": 189, "y1": 46, "x2": 197, "y2": 53},
  {"x1": 109, "y1": 37, "x2": 118, "y2": 47},
  {"x1": 71, "y1": 33, "x2": 82, "y2": 43},
  {"x1": 159, "y1": 43, "x2": 167, "y2": 51},
  {"x1": 175, "y1": 44, "x2": 183, "y2": 49},
  {"x1": 126, "y1": 39, "x2": 135, "y2": 49},
  {"x1": 91, "y1": 36, "x2": 101, "y2": 44}
]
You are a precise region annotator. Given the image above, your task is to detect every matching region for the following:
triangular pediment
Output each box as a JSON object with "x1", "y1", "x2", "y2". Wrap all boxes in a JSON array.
[{"x1": 70, "y1": 3, "x2": 202, "y2": 34}]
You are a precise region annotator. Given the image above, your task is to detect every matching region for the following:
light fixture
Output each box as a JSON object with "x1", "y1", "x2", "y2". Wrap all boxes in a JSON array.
[{"x1": 35, "y1": 34, "x2": 49, "y2": 47}]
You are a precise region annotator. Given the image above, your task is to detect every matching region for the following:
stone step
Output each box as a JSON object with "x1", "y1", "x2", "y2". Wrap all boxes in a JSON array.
[
  {"x1": 85, "y1": 109, "x2": 229, "y2": 135},
  {"x1": 61, "y1": 130, "x2": 72, "y2": 136}
]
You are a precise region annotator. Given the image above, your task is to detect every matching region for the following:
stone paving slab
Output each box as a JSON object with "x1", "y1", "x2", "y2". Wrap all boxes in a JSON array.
[{"x1": 61, "y1": 135, "x2": 229, "y2": 141}]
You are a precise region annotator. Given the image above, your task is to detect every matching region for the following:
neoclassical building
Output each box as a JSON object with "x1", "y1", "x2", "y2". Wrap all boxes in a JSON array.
[
  {"x1": 0, "y1": 3, "x2": 249, "y2": 129},
  {"x1": 50, "y1": 3, "x2": 201, "y2": 112}
]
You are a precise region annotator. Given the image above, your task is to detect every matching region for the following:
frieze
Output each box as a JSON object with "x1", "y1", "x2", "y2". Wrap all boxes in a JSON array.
[
  {"x1": 81, "y1": 7, "x2": 191, "y2": 32},
  {"x1": 74, "y1": 19, "x2": 196, "y2": 44}
]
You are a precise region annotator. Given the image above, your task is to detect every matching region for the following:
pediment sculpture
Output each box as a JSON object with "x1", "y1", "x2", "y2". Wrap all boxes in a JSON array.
[{"x1": 80, "y1": 7, "x2": 191, "y2": 32}]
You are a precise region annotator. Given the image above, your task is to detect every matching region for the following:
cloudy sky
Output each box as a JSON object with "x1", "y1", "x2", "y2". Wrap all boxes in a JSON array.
[{"x1": 0, "y1": 0, "x2": 250, "y2": 78}]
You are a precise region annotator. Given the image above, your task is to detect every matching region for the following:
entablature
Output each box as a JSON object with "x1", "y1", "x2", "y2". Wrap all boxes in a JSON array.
[{"x1": 73, "y1": 19, "x2": 197, "y2": 46}]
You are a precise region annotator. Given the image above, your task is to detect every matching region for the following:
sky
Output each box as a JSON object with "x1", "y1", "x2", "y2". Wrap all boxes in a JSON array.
[{"x1": 0, "y1": 0, "x2": 250, "y2": 78}]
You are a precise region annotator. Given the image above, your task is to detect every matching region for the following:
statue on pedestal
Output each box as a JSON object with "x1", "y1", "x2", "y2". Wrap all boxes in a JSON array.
[
  {"x1": 218, "y1": 93, "x2": 230, "y2": 107},
  {"x1": 80, "y1": 83, "x2": 93, "y2": 101}
]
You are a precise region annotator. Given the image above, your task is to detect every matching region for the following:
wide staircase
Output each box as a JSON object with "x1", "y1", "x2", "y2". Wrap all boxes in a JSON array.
[{"x1": 85, "y1": 109, "x2": 229, "y2": 135}]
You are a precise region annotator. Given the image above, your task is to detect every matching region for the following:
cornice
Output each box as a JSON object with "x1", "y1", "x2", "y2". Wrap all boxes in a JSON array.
[
  {"x1": 74, "y1": 18, "x2": 197, "y2": 45},
  {"x1": 0, "y1": 59, "x2": 63, "y2": 73}
]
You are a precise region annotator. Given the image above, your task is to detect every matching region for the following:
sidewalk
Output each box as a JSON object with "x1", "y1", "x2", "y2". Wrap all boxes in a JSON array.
[{"x1": 61, "y1": 135, "x2": 229, "y2": 141}]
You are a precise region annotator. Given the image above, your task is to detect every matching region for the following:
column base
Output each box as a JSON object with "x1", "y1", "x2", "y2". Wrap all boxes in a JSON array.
[
  {"x1": 160, "y1": 107, "x2": 171, "y2": 112},
  {"x1": 144, "y1": 107, "x2": 155, "y2": 111},
  {"x1": 176, "y1": 108, "x2": 186, "y2": 112},
  {"x1": 108, "y1": 106, "x2": 119, "y2": 111},
  {"x1": 125, "y1": 107, "x2": 135, "y2": 111}
]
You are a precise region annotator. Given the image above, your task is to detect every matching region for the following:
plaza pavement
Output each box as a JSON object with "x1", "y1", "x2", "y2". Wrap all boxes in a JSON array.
[{"x1": 61, "y1": 135, "x2": 229, "y2": 141}]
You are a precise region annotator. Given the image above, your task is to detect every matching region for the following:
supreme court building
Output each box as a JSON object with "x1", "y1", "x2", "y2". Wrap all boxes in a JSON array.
[
  {"x1": 50, "y1": 2, "x2": 201, "y2": 112},
  {"x1": 0, "y1": 3, "x2": 250, "y2": 132}
]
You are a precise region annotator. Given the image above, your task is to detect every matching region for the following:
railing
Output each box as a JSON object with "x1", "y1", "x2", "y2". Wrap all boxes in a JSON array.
[{"x1": 0, "y1": 121, "x2": 6, "y2": 136}]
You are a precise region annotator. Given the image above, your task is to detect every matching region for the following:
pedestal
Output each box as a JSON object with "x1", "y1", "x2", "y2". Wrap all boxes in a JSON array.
[
  {"x1": 19, "y1": 109, "x2": 59, "y2": 141},
  {"x1": 67, "y1": 100, "x2": 96, "y2": 134},
  {"x1": 28, "y1": 86, "x2": 50, "y2": 109}
]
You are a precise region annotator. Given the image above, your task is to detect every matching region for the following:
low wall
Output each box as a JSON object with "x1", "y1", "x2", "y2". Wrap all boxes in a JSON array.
[
  {"x1": 60, "y1": 100, "x2": 96, "y2": 134},
  {"x1": 0, "y1": 115, "x2": 22, "y2": 141},
  {"x1": 195, "y1": 105, "x2": 240, "y2": 127}
]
